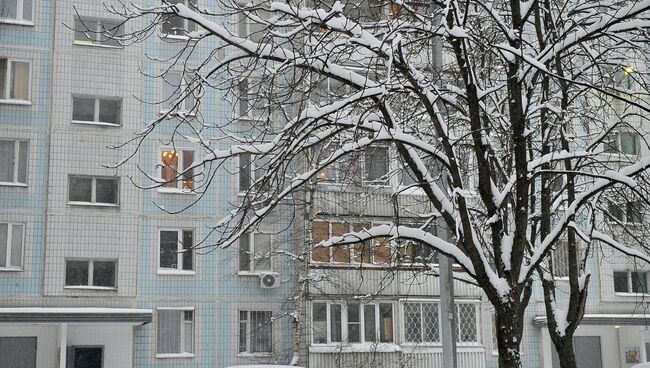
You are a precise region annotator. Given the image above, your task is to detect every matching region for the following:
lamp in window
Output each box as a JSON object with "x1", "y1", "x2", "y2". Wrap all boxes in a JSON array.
[{"x1": 161, "y1": 150, "x2": 179, "y2": 188}]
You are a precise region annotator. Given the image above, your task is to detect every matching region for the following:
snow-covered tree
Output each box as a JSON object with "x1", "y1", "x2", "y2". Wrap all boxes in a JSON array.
[{"x1": 106, "y1": 0, "x2": 650, "y2": 367}]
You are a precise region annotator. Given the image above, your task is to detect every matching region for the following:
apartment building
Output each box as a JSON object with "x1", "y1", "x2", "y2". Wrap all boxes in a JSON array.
[
  {"x1": 0, "y1": 1, "x2": 298, "y2": 367},
  {"x1": 2, "y1": 1, "x2": 650, "y2": 368}
]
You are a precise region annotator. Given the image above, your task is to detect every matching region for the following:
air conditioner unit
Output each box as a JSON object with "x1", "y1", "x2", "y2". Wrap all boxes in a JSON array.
[{"x1": 259, "y1": 272, "x2": 280, "y2": 289}]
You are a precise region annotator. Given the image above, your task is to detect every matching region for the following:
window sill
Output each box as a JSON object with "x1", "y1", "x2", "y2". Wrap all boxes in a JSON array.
[
  {"x1": 67, "y1": 201, "x2": 119, "y2": 208},
  {"x1": 615, "y1": 292, "x2": 650, "y2": 297},
  {"x1": 159, "y1": 110, "x2": 196, "y2": 117},
  {"x1": 157, "y1": 187, "x2": 196, "y2": 195},
  {"x1": 155, "y1": 352, "x2": 195, "y2": 359},
  {"x1": 237, "y1": 271, "x2": 272, "y2": 276},
  {"x1": 72, "y1": 41, "x2": 123, "y2": 49},
  {"x1": 0, "y1": 19, "x2": 34, "y2": 26},
  {"x1": 0, "y1": 267, "x2": 23, "y2": 272},
  {"x1": 0, "y1": 182, "x2": 28, "y2": 187},
  {"x1": 309, "y1": 343, "x2": 401, "y2": 353},
  {"x1": 157, "y1": 269, "x2": 196, "y2": 276},
  {"x1": 237, "y1": 352, "x2": 272, "y2": 357},
  {"x1": 71, "y1": 120, "x2": 121, "y2": 127},
  {"x1": 64, "y1": 286, "x2": 117, "y2": 291},
  {"x1": 0, "y1": 99, "x2": 31, "y2": 106}
]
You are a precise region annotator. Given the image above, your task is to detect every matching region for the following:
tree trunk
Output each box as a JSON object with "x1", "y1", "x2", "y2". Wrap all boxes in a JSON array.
[
  {"x1": 495, "y1": 306, "x2": 523, "y2": 368},
  {"x1": 555, "y1": 335, "x2": 578, "y2": 368}
]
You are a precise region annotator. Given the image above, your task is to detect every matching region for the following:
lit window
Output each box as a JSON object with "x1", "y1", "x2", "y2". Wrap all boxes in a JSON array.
[
  {"x1": 65, "y1": 259, "x2": 117, "y2": 288},
  {"x1": 0, "y1": 0, "x2": 33, "y2": 23},
  {"x1": 74, "y1": 17, "x2": 123, "y2": 47},
  {"x1": 72, "y1": 96, "x2": 121, "y2": 126},
  {"x1": 68, "y1": 176, "x2": 119, "y2": 205},
  {"x1": 161, "y1": 0, "x2": 197, "y2": 36},
  {"x1": 157, "y1": 309, "x2": 194, "y2": 356},
  {"x1": 311, "y1": 302, "x2": 393, "y2": 344},
  {"x1": 0, "y1": 58, "x2": 30, "y2": 102},
  {"x1": 239, "y1": 232, "x2": 272, "y2": 272},
  {"x1": 161, "y1": 71, "x2": 196, "y2": 113},
  {"x1": 403, "y1": 302, "x2": 439, "y2": 343},
  {"x1": 160, "y1": 149, "x2": 195, "y2": 191},
  {"x1": 311, "y1": 220, "x2": 392, "y2": 265},
  {"x1": 239, "y1": 310, "x2": 273, "y2": 353},
  {"x1": 159, "y1": 229, "x2": 194, "y2": 272},
  {"x1": 0, "y1": 140, "x2": 28, "y2": 185},
  {"x1": 614, "y1": 271, "x2": 648, "y2": 294},
  {"x1": 603, "y1": 131, "x2": 640, "y2": 155},
  {"x1": 0, "y1": 223, "x2": 24, "y2": 270}
]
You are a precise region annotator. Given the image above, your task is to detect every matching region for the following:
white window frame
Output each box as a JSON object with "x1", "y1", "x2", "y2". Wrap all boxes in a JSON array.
[
  {"x1": 603, "y1": 131, "x2": 641, "y2": 156},
  {"x1": 238, "y1": 310, "x2": 273, "y2": 355},
  {"x1": 0, "y1": 0, "x2": 34, "y2": 25},
  {"x1": 71, "y1": 95, "x2": 122, "y2": 126},
  {"x1": 238, "y1": 232, "x2": 273, "y2": 274},
  {"x1": 160, "y1": 0, "x2": 198, "y2": 38},
  {"x1": 607, "y1": 200, "x2": 643, "y2": 225},
  {"x1": 316, "y1": 144, "x2": 391, "y2": 187},
  {"x1": 401, "y1": 300, "x2": 441, "y2": 346},
  {"x1": 157, "y1": 229, "x2": 195, "y2": 275},
  {"x1": 155, "y1": 307, "x2": 195, "y2": 358},
  {"x1": 64, "y1": 258, "x2": 117, "y2": 290},
  {"x1": 73, "y1": 16, "x2": 124, "y2": 48},
  {"x1": 237, "y1": 151, "x2": 272, "y2": 193},
  {"x1": 310, "y1": 301, "x2": 395, "y2": 346},
  {"x1": 0, "y1": 223, "x2": 25, "y2": 271},
  {"x1": 0, "y1": 139, "x2": 28, "y2": 186},
  {"x1": 455, "y1": 301, "x2": 481, "y2": 345},
  {"x1": 0, "y1": 58, "x2": 31, "y2": 104},
  {"x1": 158, "y1": 147, "x2": 196, "y2": 193},
  {"x1": 67, "y1": 175, "x2": 120, "y2": 206},
  {"x1": 613, "y1": 270, "x2": 650, "y2": 295},
  {"x1": 160, "y1": 71, "x2": 196, "y2": 114}
]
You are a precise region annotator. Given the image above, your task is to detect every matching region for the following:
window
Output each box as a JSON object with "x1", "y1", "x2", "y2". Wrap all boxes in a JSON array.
[
  {"x1": 552, "y1": 239, "x2": 570, "y2": 278},
  {"x1": 398, "y1": 240, "x2": 438, "y2": 265},
  {"x1": 238, "y1": 152, "x2": 271, "y2": 192},
  {"x1": 0, "y1": 58, "x2": 30, "y2": 102},
  {"x1": 161, "y1": 0, "x2": 197, "y2": 36},
  {"x1": 403, "y1": 302, "x2": 439, "y2": 343},
  {"x1": 608, "y1": 201, "x2": 643, "y2": 224},
  {"x1": 0, "y1": 223, "x2": 24, "y2": 270},
  {"x1": 615, "y1": 65, "x2": 635, "y2": 89},
  {"x1": 236, "y1": 78, "x2": 272, "y2": 119},
  {"x1": 68, "y1": 346, "x2": 103, "y2": 368},
  {"x1": 159, "y1": 229, "x2": 194, "y2": 273},
  {"x1": 614, "y1": 271, "x2": 648, "y2": 294},
  {"x1": 0, "y1": 140, "x2": 28, "y2": 185},
  {"x1": 74, "y1": 17, "x2": 123, "y2": 47},
  {"x1": 239, "y1": 310, "x2": 273, "y2": 353},
  {"x1": 160, "y1": 149, "x2": 195, "y2": 191},
  {"x1": 0, "y1": 0, "x2": 33, "y2": 23},
  {"x1": 456, "y1": 303, "x2": 479, "y2": 343},
  {"x1": 0, "y1": 337, "x2": 36, "y2": 368},
  {"x1": 315, "y1": 144, "x2": 390, "y2": 186},
  {"x1": 311, "y1": 302, "x2": 393, "y2": 344},
  {"x1": 603, "y1": 131, "x2": 640, "y2": 155},
  {"x1": 157, "y1": 309, "x2": 194, "y2": 357},
  {"x1": 72, "y1": 96, "x2": 121, "y2": 126},
  {"x1": 239, "y1": 232, "x2": 272, "y2": 273},
  {"x1": 65, "y1": 259, "x2": 117, "y2": 288},
  {"x1": 311, "y1": 220, "x2": 392, "y2": 265},
  {"x1": 68, "y1": 176, "x2": 119, "y2": 205},
  {"x1": 161, "y1": 71, "x2": 195, "y2": 113}
]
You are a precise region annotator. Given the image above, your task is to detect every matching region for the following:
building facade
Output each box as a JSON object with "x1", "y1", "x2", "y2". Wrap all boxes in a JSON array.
[{"x1": 2, "y1": 1, "x2": 650, "y2": 368}]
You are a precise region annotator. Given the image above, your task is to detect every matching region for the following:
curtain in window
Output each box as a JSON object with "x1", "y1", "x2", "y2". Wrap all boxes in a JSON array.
[
  {"x1": 0, "y1": 0, "x2": 18, "y2": 19},
  {"x1": 10, "y1": 224, "x2": 22, "y2": 267},
  {"x1": 0, "y1": 59, "x2": 6, "y2": 99},
  {"x1": 0, "y1": 224, "x2": 7, "y2": 267},
  {"x1": 10, "y1": 61, "x2": 29, "y2": 100},
  {"x1": 157, "y1": 310, "x2": 181, "y2": 354},
  {"x1": 0, "y1": 141, "x2": 14, "y2": 182},
  {"x1": 160, "y1": 231, "x2": 179, "y2": 269},
  {"x1": 250, "y1": 311, "x2": 272, "y2": 352}
]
